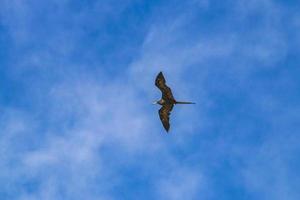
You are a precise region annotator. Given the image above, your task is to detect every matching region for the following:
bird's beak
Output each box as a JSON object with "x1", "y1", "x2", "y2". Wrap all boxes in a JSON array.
[{"x1": 152, "y1": 101, "x2": 157, "y2": 105}]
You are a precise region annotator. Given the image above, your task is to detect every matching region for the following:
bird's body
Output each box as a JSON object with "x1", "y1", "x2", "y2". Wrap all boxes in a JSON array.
[{"x1": 154, "y1": 71, "x2": 195, "y2": 132}]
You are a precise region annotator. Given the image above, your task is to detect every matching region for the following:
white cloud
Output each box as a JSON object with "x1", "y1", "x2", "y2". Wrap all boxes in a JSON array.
[
  {"x1": 0, "y1": 0, "x2": 299, "y2": 199},
  {"x1": 156, "y1": 167, "x2": 204, "y2": 200}
]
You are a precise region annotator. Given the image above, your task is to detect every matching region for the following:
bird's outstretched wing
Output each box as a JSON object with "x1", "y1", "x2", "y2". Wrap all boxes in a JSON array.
[
  {"x1": 159, "y1": 104, "x2": 174, "y2": 132},
  {"x1": 155, "y1": 72, "x2": 175, "y2": 102}
]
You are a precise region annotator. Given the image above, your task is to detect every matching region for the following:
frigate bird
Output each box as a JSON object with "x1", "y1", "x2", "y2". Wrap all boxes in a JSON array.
[{"x1": 154, "y1": 71, "x2": 195, "y2": 132}]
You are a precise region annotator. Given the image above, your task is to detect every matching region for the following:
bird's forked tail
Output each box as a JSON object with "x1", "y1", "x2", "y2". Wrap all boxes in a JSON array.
[{"x1": 175, "y1": 101, "x2": 195, "y2": 104}]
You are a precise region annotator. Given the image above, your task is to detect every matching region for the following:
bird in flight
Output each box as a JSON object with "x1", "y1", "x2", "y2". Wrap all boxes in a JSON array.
[{"x1": 154, "y1": 71, "x2": 195, "y2": 132}]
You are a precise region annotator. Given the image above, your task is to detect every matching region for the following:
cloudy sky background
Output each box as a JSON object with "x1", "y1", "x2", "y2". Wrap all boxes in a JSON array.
[{"x1": 1, "y1": 0, "x2": 300, "y2": 199}]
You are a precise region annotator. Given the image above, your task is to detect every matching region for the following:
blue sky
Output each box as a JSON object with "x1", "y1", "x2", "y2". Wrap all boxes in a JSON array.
[{"x1": 0, "y1": 0, "x2": 300, "y2": 199}]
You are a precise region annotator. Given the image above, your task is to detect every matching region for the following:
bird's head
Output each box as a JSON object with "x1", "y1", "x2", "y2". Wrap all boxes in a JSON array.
[
  {"x1": 152, "y1": 100, "x2": 159, "y2": 105},
  {"x1": 153, "y1": 99, "x2": 164, "y2": 105}
]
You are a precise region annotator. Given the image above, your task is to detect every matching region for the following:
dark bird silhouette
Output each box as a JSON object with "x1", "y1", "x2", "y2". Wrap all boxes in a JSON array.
[{"x1": 154, "y1": 71, "x2": 195, "y2": 132}]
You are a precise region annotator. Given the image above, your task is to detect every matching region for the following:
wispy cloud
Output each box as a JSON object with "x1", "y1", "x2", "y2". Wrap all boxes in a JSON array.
[{"x1": 0, "y1": 0, "x2": 299, "y2": 199}]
